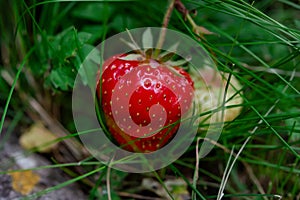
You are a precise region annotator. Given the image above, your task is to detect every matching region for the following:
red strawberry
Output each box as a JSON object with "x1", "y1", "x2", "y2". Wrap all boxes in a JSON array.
[{"x1": 96, "y1": 54, "x2": 194, "y2": 152}]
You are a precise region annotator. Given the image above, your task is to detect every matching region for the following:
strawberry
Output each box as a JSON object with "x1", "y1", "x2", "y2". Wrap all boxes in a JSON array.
[
  {"x1": 190, "y1": 66, "x2": 243, "y2": 128},
  {"x1": 96, "y1": 54, "x2": 194, "y2": 152}
]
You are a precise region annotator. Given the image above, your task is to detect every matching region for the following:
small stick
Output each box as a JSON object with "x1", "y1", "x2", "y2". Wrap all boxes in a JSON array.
[
  {"x1": 106, "y1": 166, "x2": 112, "y2": 200},
  {"x1": 175, "y1": 0, "x2": 213, "y2": 39},
  {"x1": 154, "y1": 0, "x2": 176, "y2": 58},
  {"x1": 1, "y1": 70, "x2": 87, "y2": 161},
  {"x1": 174, "y1": 0, "x2": 188, "y2": 18},
  {"x1": 192, "y1": 137, "x2": 201, "y2": 200}
]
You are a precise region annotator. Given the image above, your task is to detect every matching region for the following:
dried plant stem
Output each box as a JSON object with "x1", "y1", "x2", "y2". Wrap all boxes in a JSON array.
[
  {"x1": 214, "y1": 72, "x2": 294, "y2": 199},
  {"x1": 106, "y1": 166, "x2": 112, "y2": 200},
  {"x1": 1, "y1": 70, "x2": 87, "y2": 161},
  {"x1": 154, "y1": 0, "x2": 176, "y2": 58},
  {"x1": 175, "y1": 0, "x2": 213, "y2": 39},
  {"x1": 192, "y1": 137, "x2": 201, "y2": 200}
]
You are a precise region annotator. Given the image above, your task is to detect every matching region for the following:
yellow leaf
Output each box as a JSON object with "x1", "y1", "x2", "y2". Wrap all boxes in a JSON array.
[
  {"x1": 9, "y1": 170, "x2": 40, "y2": 195},
  {"x1": 19, "y1": 122, "x2": 58, "y2": 153}
]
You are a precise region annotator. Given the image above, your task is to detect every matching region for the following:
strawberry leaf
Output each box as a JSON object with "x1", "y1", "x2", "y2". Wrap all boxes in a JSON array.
[
  {"x1": 118, "y1": 54, "x2": 144, "y2": 61},
  {"x1": 142, "y1": 28, "x2": 153, "y2": 49},
  {"x1": 166, "y1": 42, "x2": 180, "y2": 53},
  {"x1": 120, "y1": 38, "x2": 138, "y2": 51},
  {"x1": 145, "y1": 48, "x2": 153, "y2": 58},
  {"x1": 166, "y1": 58, "x2": 190, "y2": 67},
  {"x1": 157, "y1": 42, "x2": 179, "y2": 62},
  {"x1": 158, "y1": 51, "x2": 175, "y2": 62},
  {"x1": 125, "y1": 28, "x2": 142, "y2": 54}
]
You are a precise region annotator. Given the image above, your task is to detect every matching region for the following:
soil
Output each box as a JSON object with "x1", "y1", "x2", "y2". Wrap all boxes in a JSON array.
[{"x1": 0, "y1": 125, "x2": 88, "y2": 200}]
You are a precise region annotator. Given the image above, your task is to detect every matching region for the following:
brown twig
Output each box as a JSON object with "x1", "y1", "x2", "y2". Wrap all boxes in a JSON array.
[
  {"x1": 174, "y1": 0, "x2": 188, "y2": 19},
  {"x1": 118, "y1": 192, "x2": 163, "y2": 200},
  {"x1": 173, "y1": 0, "x2": 218, "y2": 66},
  {"x1": 106, "y1": 166, "x2": 112, "y2": 200},
  {"x1": 192, "y1": 137, "x2": 200, "y2": 199},
  {"x1": 174, "y1": 0, "x2": 214, "y2": 40},
  {"x1": 154, "y1": 0, "x2": 176, "y2": 58},
  {"x1": 1, "y1": 70, "x2": 88, "y2": 161}
]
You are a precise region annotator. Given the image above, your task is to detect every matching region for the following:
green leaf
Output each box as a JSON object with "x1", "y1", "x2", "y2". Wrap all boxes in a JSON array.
[
  {"x1": 142, "y1": 28, "x2": 153, "y2": 49},
  {"x1": 120, "y1": 38, "x2": 138, "y2": 51},
  {"x1": 77, "y1": 32, "x2": 93, "y2": 45},
  {"x1": 49, "y1": 27, "x2": 92, "y2": 59},
  {"x1": 157, "y1": 42, "x2": 180, "y2": 61},
  {"x1": 166, "y1": 58, "x2": 190, "y2": 67},
  {"x1": 45, "y1": 27, "x2": 95, "y2": 90},
  {"x1": 118, "y1": 54, "x2": 143, "y2": 61},
  {"x1": 158, "y1": 51, "x2": 175, "y2": 62},
  {"x1": 71, "y1": 3, "x2": 113, "y2": 22},
  {"x1": 145, "y1": 48, "x2": 153, "y2": 58},
  {"x1": 166, "y1": 42, "x2": 180, "y2": 53},
  {"x1": 60, "y1": 29, "x2": 78, "y2": 58},
  {"x1": 48, "y1": 27, "x2": 77, "y2": 60},
  {"x1": 78, "y1": 45, "x2": 101, "y2": 86},
  {"x1": 82, "y1": 25, "x2": 104, "y2": 43},
  {"x1": 49, "y1": 66, "x2": 76, "y2": 90}
]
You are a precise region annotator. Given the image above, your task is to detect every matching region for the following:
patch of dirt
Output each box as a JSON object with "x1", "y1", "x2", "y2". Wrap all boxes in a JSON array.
[{"x1": 0, "y1": 126, "x2": 87, "y2": 200}]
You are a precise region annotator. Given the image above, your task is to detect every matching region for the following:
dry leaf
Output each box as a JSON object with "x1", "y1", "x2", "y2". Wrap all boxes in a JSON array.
[
  {"x1": 193, "y1": 25, "x2": 214, "y2": 36},
  {"x1": 20, "y1": 122, "x2": 58, "y2": 153},
  {"x1": 9, "y1": 170, "x2": 40, "y2": 195}
]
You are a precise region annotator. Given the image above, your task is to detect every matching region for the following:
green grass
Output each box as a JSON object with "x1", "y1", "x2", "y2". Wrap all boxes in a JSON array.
[{"x1": 0, "y1": 0, "x2": 299, "y2": 199}]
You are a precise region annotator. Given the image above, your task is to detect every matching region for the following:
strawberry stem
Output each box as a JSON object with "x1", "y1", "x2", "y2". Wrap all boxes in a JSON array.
[{"x1": 154, "y1": 0, "x2": 176, "y2": 59}]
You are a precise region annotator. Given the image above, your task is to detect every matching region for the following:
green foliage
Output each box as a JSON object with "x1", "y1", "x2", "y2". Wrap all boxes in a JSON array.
[
  {"x1": 27, "y1": 27, "x2": 94, "y2": 90},
  {"x1": 71, "y1": 3, "x2": 113, "y2": 23},
  {"x1": 0, "y1": 0, "x2": 299, "y2": 199}
]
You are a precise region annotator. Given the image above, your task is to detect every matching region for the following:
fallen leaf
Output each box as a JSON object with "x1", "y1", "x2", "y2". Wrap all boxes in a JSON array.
[
  {"x1": 19, "y1": 122, "x2": 58, "y2": 153},
  {"x1": 194, "y1": 25, "x2": 214, "y2": 36},
  {"x1": 9, "y1": 170, "x2": 40, "y2": 195}
]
